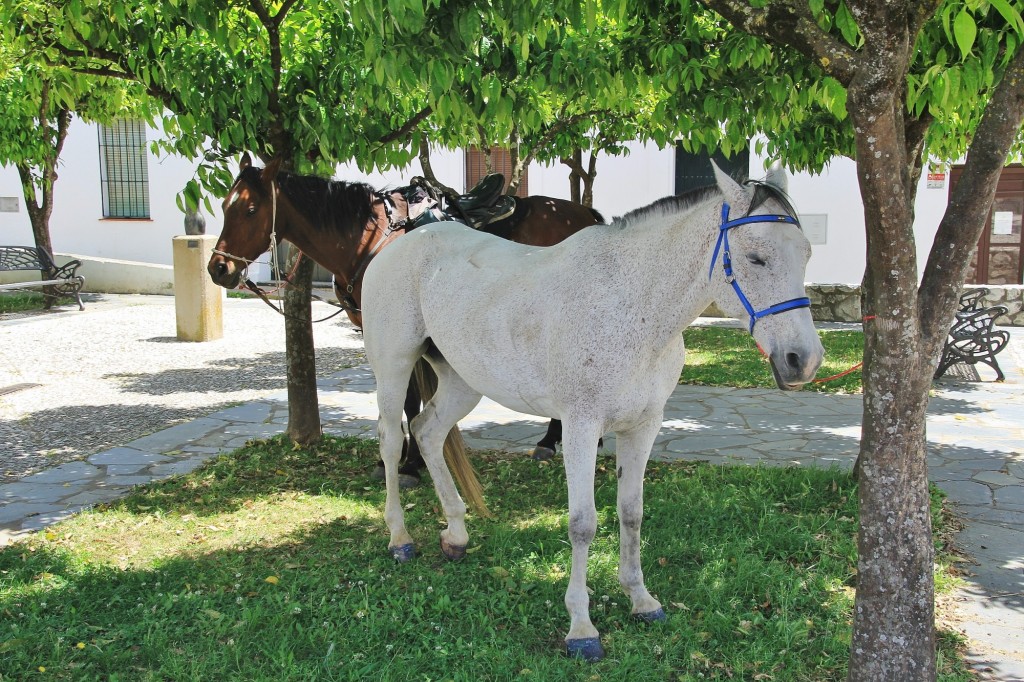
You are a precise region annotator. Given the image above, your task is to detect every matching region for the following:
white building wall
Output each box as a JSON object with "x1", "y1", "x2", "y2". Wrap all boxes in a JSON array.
[
  {"x1": 748, "y1": 150, "x2": 948, "y2": 285},
  {"x1": 1, "y1": 117, "x2": 955, "y2": 288},
  {"x1": 0, "y1": 117, "x2": 214, "y2": 266}
]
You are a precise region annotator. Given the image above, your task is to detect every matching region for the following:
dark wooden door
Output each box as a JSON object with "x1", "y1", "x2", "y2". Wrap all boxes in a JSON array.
[{"x1": 951, "y1": 165, "x2": 1024, "y2": 285}]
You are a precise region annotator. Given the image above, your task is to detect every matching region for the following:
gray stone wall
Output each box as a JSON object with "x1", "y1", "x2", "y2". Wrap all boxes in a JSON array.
[
  {"x1": 965, "y1": 284, "x2": 1024, "y2": 326},
  {"x1": 701, "y1": 283, "x2": 1024, "y2": 326}
]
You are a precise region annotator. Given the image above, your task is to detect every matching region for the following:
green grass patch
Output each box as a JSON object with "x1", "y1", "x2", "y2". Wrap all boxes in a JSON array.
[
  {"x1": 682, "y1": 326, "x2": 864, "y2": 394},
  {"x1": 0, "y1": 436, "x2": 968, "y2": 681},
  {"x1": 0, "y1": 291, "x2": 46, "y2": 314}
]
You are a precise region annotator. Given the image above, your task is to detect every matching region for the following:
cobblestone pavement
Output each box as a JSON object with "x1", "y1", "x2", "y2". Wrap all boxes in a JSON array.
[{"x1": 1, "y1": 295, "x2": 1022, "y2": 679}]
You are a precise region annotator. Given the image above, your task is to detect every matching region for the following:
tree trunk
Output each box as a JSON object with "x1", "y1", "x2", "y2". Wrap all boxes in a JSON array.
[
  {"x1": 561, "y1": 150, "x2": 598, "y2": 208},
  {"x1": 566, "y1": 149, "x2": 582, "y2": 203},
  {"x1": 845, "y1": 51, "x2": 937, "y2": 679},
  {"x1": 283, "y1": 245, "x2": 321, "y2": 445},
  {"x1": 16, "y1": 99, "x2": 70, "y2": 308}
]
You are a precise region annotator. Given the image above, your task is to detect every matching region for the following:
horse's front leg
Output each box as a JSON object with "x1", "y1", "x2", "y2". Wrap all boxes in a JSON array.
[
  {"x1": 616, "y1": 417, "x2": 665, "y2": 622},
  {"x1": 561, "y1": 419, "x2": 605, "y2": 661}
]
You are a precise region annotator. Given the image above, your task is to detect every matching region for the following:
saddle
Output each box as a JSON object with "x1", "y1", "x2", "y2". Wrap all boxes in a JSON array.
[{"x1": 405, "y1": 174, "x2": 516, "y2": 230}]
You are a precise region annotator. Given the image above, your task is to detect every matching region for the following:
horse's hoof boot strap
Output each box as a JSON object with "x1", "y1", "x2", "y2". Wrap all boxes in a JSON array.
[
  {"x1": 531, "y1": 446, "x2": 556, "y2": 462},
  {"x1": 634, "y1": 608, "x2": 667, "y2": 623},
  {"x1": 441, "y1": 540, "x2": 467, "y2": 561},
  {"x1": 565, "y1": 637, "x2": 604, "y2": 662},
  {"x1": 390, "y1": 543, "x2": 416, "y2": 562}
]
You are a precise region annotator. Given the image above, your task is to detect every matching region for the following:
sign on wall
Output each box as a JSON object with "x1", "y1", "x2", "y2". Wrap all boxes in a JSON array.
[{"x1": 801, "y1": 214, "x2": 828, "y2": 245}]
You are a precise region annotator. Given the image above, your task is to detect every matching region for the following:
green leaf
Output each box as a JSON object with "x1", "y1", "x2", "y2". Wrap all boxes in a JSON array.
[
  {"x1": 953, "y1": 10, "x2": 977, "y2": 57},
  {"x1": 989, "y1": 0, "x2": 1024, "y2": 38}
]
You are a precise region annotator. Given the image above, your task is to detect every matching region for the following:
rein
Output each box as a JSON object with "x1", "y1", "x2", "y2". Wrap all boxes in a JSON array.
[
  {"x1": 333, "y1": 191, "x2": 411, "y2": 315},
  {"x1": 213, "y1": 179, "x2": 348, "y2": 324},
  {"x1": 709, "y1": 202, "x2": 811, "y2": 334}
]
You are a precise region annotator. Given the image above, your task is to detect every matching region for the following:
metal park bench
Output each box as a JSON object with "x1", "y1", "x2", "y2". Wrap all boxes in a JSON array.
[
  {"x1": 934, "y1": 288, "x2": 1009, "y2": 382},
  {"x1": 0, "y1": 245, "x2": 85, "y2": 310}
]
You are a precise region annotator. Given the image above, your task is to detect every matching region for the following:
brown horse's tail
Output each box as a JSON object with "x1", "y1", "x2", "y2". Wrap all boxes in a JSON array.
[{"x1": 413, "y1": 359, "x2": 492, "y2": 518}]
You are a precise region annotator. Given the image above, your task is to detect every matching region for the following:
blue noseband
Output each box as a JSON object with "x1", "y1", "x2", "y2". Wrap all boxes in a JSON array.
[{"x1": 709, "y1": 202, "x2": 811, "y2": 334}]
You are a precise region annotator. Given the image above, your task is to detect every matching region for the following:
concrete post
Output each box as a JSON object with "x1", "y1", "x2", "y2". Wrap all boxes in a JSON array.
[{"x1": 172, "y1": 235, "x2": 223, "y2": 341}]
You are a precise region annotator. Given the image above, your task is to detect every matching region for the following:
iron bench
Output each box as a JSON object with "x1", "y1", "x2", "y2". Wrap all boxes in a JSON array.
[
  {"x1": 934, "y1": 290, "x2": 1008, "y2": 381},
  {"x1": 0, "y1": 245, "x2": 85, "y2": 310}
]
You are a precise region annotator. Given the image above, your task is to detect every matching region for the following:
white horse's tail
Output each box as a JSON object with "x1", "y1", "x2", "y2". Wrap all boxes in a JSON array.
[{"x1": 413, "y1": 359, "x2": 491, "y2": 518}]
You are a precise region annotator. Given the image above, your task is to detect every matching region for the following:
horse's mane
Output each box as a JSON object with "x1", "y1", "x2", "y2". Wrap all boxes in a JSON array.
[
  {"x1": 238, "y1": 167, "x2": 378, "y2": 234},
  {"x1": 612, "y1": 178, "x2": 801, "y2": 230},
  {"x1": 612, "y1": 185, "x2": 720, "y2": 228}
]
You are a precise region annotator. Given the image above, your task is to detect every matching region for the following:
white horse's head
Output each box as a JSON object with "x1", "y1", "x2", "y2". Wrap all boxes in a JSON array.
[{"x1": 707, "y1": 163, "x2": 824, "y2": 390}]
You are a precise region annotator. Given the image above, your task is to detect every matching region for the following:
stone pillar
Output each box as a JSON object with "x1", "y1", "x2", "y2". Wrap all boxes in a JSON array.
[{"x1": 172, "y1": 235, "x2": 223, "y2": 341}]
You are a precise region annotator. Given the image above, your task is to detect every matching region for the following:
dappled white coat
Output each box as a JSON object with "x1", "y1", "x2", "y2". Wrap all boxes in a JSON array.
[{"x1": 361, "y1": 164, "x2": 823, "y2": 660}]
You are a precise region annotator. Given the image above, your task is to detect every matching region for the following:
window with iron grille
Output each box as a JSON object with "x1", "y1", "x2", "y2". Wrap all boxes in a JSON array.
[
  {"x1": 674, "y1": 145, "x2": 749, "y2": 195},
  {"x1": 464, "y1": 146, "x2": 529, "y2": 197},
  {"x1": 98, "y1": 119, "x2": 150, "y2": 219}
]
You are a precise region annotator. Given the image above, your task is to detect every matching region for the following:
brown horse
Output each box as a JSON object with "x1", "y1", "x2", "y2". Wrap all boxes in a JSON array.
[{"x1": 208, "y1": 154, "x2": 602, "y2": 484}]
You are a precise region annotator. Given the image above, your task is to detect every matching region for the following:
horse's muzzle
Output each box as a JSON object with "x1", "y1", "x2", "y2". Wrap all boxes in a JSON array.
[
  {"x1": 768, "y1": 345, "x2": 824, "y2": 391},
  {"x1": 208, "y1": 256, "x2": 242, "y2": 289}
]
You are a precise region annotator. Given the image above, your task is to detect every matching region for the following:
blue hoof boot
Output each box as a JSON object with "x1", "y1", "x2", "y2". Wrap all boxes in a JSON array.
[
  {"x1": 634, "y1": 607, "x2": 667, "y2": 623},
  {"x1": 565, "y1": 637, "x2": 604, "y2": 662},
  {"x1": 390, "y1": 543, "x2": 416, "y2": 562},
  {"x1": 440, "y1": 539, "x2": 467, "y2": 561},
  {"x1": 532, "y1": 446, "x2": 556, "y2": 461}
]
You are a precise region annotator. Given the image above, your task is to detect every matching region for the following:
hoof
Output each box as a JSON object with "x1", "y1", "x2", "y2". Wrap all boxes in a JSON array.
[
  {"x1": 389, "y1": 543, "x2": 416, "y2": 562},
  {"x1": 634, "y1": 607, "x2": 667, "y2": 623},
  {"x1": 370, "y1": 464, "x2": 386, "y2": 481},
  {"x1": 565, "y1": 637, "x2": 604, "y2": 662},
  {"x1": 532, "y1": 446, "x2": 556, "y2": 461},
  {"x1": 398, "y1": 473, "x2": 421, "y2": 489},
  {"x1": 440, "y1": 538, "x2": 467, "y2": 561}
]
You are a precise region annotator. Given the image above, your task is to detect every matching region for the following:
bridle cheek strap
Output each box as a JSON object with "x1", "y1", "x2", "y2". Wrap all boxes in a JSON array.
[{"x1": 710, "y1": 202, "x2": 811, "y2": 334}]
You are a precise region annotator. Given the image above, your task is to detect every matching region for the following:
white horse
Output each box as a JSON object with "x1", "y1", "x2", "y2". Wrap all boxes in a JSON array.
[{"x1": 361, "y1": 164, "x2": 824, "y2": 661}]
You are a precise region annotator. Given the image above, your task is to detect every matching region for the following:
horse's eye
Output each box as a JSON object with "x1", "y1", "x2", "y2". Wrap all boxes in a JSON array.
[
  {"x1": 747, "y1": 254, "x2": 767, "y2": 267},
  {"x1": 246, "y1": 204, "x2": 257, "y2": 216}
]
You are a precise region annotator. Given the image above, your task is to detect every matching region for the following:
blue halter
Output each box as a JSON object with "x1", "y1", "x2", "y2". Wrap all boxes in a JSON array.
[{"x1": 708, "y1": 202, "x2": 811, "y2": 334}]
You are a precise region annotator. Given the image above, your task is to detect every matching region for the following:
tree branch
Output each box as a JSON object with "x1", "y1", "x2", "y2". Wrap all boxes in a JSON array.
[
  {"x1": 698, "y1": 0, "x2": 859, "y2": 84},
  {"x1": 919, "y1": 42, "x2": 1024, "y2": 349},
  {"x1": 376, "y1": 105, "x2": 434, "y2": 146}
]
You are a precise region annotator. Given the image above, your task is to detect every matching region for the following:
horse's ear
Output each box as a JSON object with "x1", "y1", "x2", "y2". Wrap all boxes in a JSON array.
[
  {"x1": 262, "y1": 156, "x2": 284, "y2": 184},
  {"x1": 766, "y1": 161, "x2": 789, "y2": 193},
  {"x1": 711, "y1": 160, "x2": 750, "y2": 211},
  {"x1": 240, "y1": 152, "x2": 252, "y2": 172}
]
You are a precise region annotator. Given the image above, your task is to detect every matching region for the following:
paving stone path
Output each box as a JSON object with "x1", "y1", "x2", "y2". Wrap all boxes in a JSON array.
[{"x1": 1, "y1": 296, "x2": 1022, "y2": 680}]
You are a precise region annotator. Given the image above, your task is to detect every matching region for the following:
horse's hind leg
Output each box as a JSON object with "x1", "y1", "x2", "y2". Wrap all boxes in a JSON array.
[
  {"x1": 411, "y1": 357, "x2": 481, "y2": 560},
  {"x1": 371, "y1": 374, "x2": 423, "y2": 489},
  {"x1": 615, "y1": 417, "x2": 665, "y2": 622},
  {"x1": 376, "y1": 361, "x2": 421, "y2": 562},
  {"x1": 370, "y1": 374, "x2": 421, "y2": 485}
]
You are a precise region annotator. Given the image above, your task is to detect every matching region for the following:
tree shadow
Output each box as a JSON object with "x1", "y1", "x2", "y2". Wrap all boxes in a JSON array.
[
  {"x1": 0, "y1": 456, "x2": 870, "y2": 680},
  {"x1": 105, "y1": 348, "x2": 366, "y2": 397},
  {"x1": 0, "y1": 403, "x2": 235, "y2": 481}
]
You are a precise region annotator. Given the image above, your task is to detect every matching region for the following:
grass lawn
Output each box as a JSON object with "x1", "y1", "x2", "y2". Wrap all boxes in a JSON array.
[
  {"x1": 0, "y1": 292, "x2": 47, "y2": 314},
  {"x1": 682, "y1": 326, "x2": 864, "y2": 394},
  {"x1": 0, "y1": 435, "x2": 970, "y2": 681}
]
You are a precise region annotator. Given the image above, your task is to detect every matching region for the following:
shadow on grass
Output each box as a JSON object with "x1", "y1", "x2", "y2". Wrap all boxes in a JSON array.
[{"x1": 0, "y1": 436, "x2": 975, "y2": 680}]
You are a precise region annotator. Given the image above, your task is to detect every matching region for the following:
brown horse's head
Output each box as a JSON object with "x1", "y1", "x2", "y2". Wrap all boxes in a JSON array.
[{"x1": 208, "y1": 152, "x2": 284, "y2": 289}]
